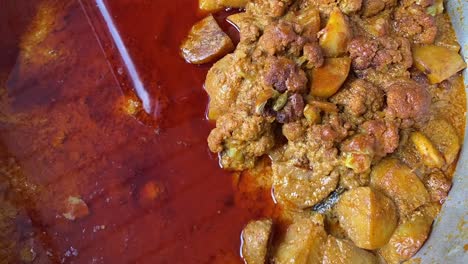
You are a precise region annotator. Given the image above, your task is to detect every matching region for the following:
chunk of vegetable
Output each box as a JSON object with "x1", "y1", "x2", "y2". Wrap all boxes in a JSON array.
[
  {"x1": 310, "y1": 57, "x2": 351, "y2": 98},
  {"x1": 205, "y1": 55, "x2": 239, "y2": 120},
  {"x1": 339, "y1": 0, "x2": 363, "y2": 14},
  {"x1": 424, "y1": 171, "x2": 451, "y2": 204},
  {"x1": 335, "y1": 187, "x2": 397, "y2": 250},
  {"x1": 199, "y1": 0, "x2": 248, "y2": 12},
  {"x1": 283, "y1": 6, "x2": 321, "y2": 38},
  {"x1": 412, "y1": 45, "x2": 467, "y2": 84},
  {"x1": 303, "y1": 104, "x2": 321, "y2": 124},
  {"x1": 410, "y1": 131, "x2": 445, "y2": 168},
  {"x1": 344, "y1": 152, "x2": 372, "y2": 173},
  {"x1": 273, "y1": 217, "x2": 327, "y2": 264},
  {"x1": 370, "y1": 159, "x2": 429, "y2": 217},
  {"x1": 272, "y1": 162, "x2": 339, "y2": 209},
  {"x1": 318, "y1": 9, "x2": 353, "y2": 57},
  {"x1": 227, "y1": 12, "x2": 249, "y2": 30},
  {"x1": 199, "y1": 0, "x2": 220, "y2": 12},
  {"x1": 379, "y1": 211, "x2": 433, "y2": 264},
  {"x1": 307, "y1": 100, "x2": 338, "y2": 112},
  {"x1": 296, "y1": 6, "x2": 321, "y2": 37},
  {"x1": 273, "y1": 92, "x2": 289, "y2": 111},
  {"x1": 323, "y1": 236, "x2": 378, "y2": 264},
  {"x1": 241, "y1": 219, "x2": 273, "y2": 264},
  {"x1": 63, "y1": 196, "x2": 89, "y2": 221},
  {"x1": 282, "y1": 122, "x2": 305, "y2": 141},
  {"x1": 421, "y1": 118, "x2": 461, "y2": 166},
  {"x1": 255, "y1": 89, "x2": 277, "y2": 115},
  {"x1": 426, "y1": 0, "x2": 443, "y2": 16},
  {"x1": 180, "y1": 15, "x2": 234, "y2": 64},
  {"x1": 342, "y1": 134, "x2": 375, "y2": 174},
  {"x1": 220, "y1": 0, "x2": 248, "y2": 8},
  {"x1": 224, "y1": 146, "x2": 246, "y2": 168}
]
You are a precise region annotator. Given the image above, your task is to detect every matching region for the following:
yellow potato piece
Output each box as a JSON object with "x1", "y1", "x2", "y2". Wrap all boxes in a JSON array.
[
  {"x1": 199, "y1": 0, "x2": 221, "y2": 12},
  {"x1": 310, "y1": 57, "x2": 351, "y2": 98},
  {"x1": 199, "y1": 0, "x2": 247, "y2": 12},
  {"x1": 205, "y1": 55, "x2": 240, "y2": 120},
  {"x1": 319, "y1": 8, "x2": 353, "y2": 57},
  {"x1": 410, "y1": 131, "x2": 445, "y2": 168},
  {"x1": 284, "y1": 6, "x2": 320, "y2": 37},
  {"x1": 296, "y1": 6, "x2": 321, "y2": 37},
  {"x1": 421, "y1": 118, "x2": 461, "y2": 166},
  {"x1": 220, "y1": 0, "x2": 248, "y2": 8},
  {"x1": 335, "y1": 187, "x2": 398, "y2": 250},
  {"x1": 272, "y1": 162, "x2": 339, "y2": 209},
  {"x1": 241, "y1": 219, "x2": 273, "y2": 264},
  {"x1": 273, "y1": 216, "x2": 327, "y2": 264},
  {"x1": 413, "y1": 45, "x2": 466, "y2": 84},
  {"x1": 370, "y1": 158, "x2": 429, "y2": 217},
  {"x1": 379, "y1": 211, "x2": 433, "y2": 264},
  {"x1": 180, "y1": 15, "x2": 234, "y2": 64},
  {"x1": 323, "y1": 236, "x2": 378, "y2": 264}
]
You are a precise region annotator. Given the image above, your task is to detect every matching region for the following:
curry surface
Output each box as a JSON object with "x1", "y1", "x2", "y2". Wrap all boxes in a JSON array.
[{"x1": 0, "y1": 0, "x2": 466, "y2": 264}]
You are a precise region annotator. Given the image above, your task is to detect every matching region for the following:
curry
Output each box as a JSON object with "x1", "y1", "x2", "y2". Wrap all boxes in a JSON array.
[
  {"x1": 181, "y1": 0, "x2": 466, "y2": 263},
  {"x1": 0, "y1": 0, "x2": 465, "y2": 263}
]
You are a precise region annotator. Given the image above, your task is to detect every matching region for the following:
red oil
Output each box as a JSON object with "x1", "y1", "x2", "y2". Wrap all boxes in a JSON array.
[{"x1": 0, "y1": 0, "x2": 275, "y2": 263}]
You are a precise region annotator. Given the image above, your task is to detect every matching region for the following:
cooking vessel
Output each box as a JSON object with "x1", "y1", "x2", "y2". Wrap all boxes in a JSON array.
[{"x1": 415, "y1": 1, "x2": 467, "y2": 262}]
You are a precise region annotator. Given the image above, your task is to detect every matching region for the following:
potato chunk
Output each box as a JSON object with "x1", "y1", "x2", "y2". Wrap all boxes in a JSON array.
[
  {"x1": 272, "y1": 162, "x2": 339, "y2": 209},
  {"x1": 241, "y1": 219, "x2": 273, "y2": 264},
  {"x1": 421, "y1": 118, "x2": 461, "y2": 166},
  {"x1": 410, "y1": 131, "x2": 445, "y2": 168},
  {"x1": 286, "y1": 6, "x2": 321, "y2": 37},
  {"x1": 370, "y1": 159, "x2": 429, "y2": 217},
  {"x1": 204, "y1": 54, "x2": 240, "y2": 120},
  {"x1": 180, "y1": 15, "x2": 234, "y2": 64},
  {"x1": 273, "y1": 216, "x2": 327, "y2": 264},
  {"x1": 379, "y1": 211, "x2": 433, "y2": 264},
  {"x1": 199, "y1": 0, "x2": 220, "y2": 12},
  {"x1": 413, "y1": 45, "x2": 466, "y2": 84},
  {"x1": 318, "y1": 8, "x2": 353, "y2": 57},
  {"x1": 221, "y1": 0, "x2": 248, "y2": 8},
  {"x1": 309, "y1": 57, "x2": 351, "y2": 98},
  {"x1": 335, "y1": 187, "x2": 397, "y2": 250},
  {"x1": 323, "y1": 236, "x2": 378, "y2": 264},
  {"x1": 199, "y1": 0, "x2": 248, "y2": 12}
]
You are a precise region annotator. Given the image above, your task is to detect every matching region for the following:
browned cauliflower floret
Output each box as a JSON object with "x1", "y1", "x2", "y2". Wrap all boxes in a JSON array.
[
  {"x1": 303, "y1": 42, "x2": 324, "y2": 68},
  {"x1": 347, "y1": 37, "x2": 379, "y2": 70},
  {"x1": 348, "y1": 36, "x2": 412, "y2": 71},
  {"x1": 331, "y1": 79, "x2": 384, "y2": 118},
  {"x1": 385, "y1": 79, "x2": 431, "y2": 123},
  {"x1": 257, "y1": 20, "x2": 307, "y2": 56},
  {"x1": 207, "y1": 110, "x2": 275, "y2": 170},
  {"x1": 393, "y1": 4, "x2": 437, "y2": 44},
  {"x1": 361, "y1": 119, "x2": 400, "y2": 156},
  {"x1": 263, "y1": 56, "x2": 308, "y2": 93}
]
